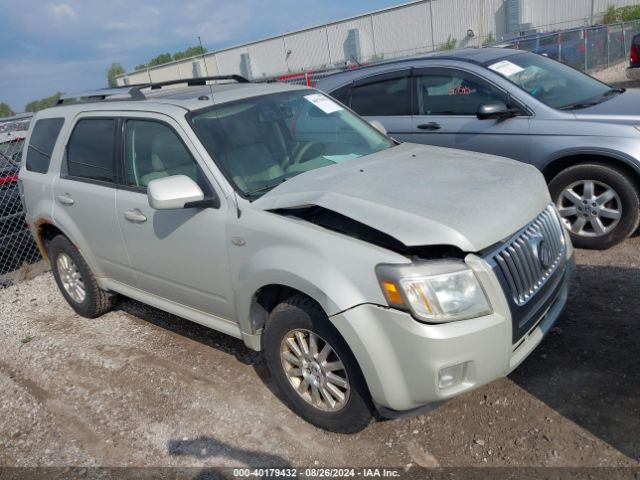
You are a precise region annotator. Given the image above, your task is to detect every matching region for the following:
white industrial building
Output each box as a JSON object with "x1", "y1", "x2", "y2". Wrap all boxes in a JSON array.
[{"x1": 117, "y1": 0, "x2": 640, "y2": 86}]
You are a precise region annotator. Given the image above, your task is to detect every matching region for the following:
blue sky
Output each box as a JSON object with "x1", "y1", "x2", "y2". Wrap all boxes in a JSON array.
[{"x1": 0, "y1": 0, "x2": 400, "y2": 112}]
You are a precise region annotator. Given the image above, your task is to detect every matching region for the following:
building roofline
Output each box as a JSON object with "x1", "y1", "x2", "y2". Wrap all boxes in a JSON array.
[{"x1": 117, "y1": 0, "x2": 429, "y2": 79}]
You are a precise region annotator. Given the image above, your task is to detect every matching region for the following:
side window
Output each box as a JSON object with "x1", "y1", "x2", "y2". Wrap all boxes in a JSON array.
[
  {"x1": 416, "y1": 70, "x2": 508, "y2": 115},
  {"x1": 331, "y1": 85, "x2": 352, "y2": 107},
  {"x1": 124, "y1": 120, "x2": 200, "y2": 189},
  {"x1": 350, "y1": 76, "x2": 410, "y2": 116},
  {"x1": 26, "y1": 118, "x2": 64, "y2": 173},
  {"x1": 67, "y1": 119, "x2": 116, "y2": 183}
]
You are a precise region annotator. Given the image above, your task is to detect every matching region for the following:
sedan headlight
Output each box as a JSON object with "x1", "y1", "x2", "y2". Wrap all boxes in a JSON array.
[{"x1": 376, "y1": 261, "x2": 492, "y2": 323}]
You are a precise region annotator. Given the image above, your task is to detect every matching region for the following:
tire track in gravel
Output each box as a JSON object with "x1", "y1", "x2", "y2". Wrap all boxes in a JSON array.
[{"x1": 0, "y1": 359, "x2": 130, "y2": 463}]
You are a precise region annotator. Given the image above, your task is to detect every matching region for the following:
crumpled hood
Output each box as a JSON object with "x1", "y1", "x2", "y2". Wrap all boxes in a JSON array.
[{"x1": 255, "y1": 143, "x2": 550, "y2": 252}]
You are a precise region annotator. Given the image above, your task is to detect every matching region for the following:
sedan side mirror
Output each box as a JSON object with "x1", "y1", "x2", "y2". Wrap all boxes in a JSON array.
[
  {"x1": 477, "y1": 102, "x2": 518, "y2": 120},
  {"x1": 369, "y1": 120, "x2": 387, "y2": 135},
  {"x1": 147, "y1": 175, "x2": 207, "y2": 210}
]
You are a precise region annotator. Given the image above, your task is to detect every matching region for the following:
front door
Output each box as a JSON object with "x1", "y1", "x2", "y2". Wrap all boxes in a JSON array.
[
  {"x1": 411, "y1": 67, "x2": 531, "y2": 162},
  {"x1": 115, "y1": 115, "x2": 235, "y2": 320}
]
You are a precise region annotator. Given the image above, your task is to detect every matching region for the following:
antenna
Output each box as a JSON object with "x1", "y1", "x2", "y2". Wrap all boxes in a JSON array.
[{"x1": 198, "y1": 35, "x2": 215, "y2": 99}]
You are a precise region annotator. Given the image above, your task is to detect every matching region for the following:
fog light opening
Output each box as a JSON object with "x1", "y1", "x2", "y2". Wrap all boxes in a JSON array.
[{"x1": 438, "y1": 362, "x2": 468, "y2": 390}]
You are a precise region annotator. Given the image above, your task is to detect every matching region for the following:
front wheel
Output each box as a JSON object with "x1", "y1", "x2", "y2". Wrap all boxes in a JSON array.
[
  {"x1": 263, "y1": 295, "x2": 373, "y2": 433},
  {"x1": 549, "y1": 163, "x2": 640, "y2": 250}
]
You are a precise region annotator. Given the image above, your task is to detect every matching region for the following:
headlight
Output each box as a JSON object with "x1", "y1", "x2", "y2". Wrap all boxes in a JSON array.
[{"x1": 376, "y1": 261, "x2": 492, "y2": 323}]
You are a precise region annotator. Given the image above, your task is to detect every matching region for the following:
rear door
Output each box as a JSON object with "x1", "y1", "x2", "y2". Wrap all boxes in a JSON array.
[
  {"x1": 338, "y1": 69, "x2": 415, "y2": 142},
  {"x1": 52, "y1": 115, "x2": 134, "y2": 284},
  {"x1": 410, "y1": 67, "x2": 531, "y2": 162}
]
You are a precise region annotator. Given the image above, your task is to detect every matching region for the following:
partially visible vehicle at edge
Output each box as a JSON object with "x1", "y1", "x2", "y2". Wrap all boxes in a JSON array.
[
  {"x1": 626, "y1": 32, "x2": 640, "y2": 80},
  {"x1": 20, "y1": 78, "x2": 573, "y2": 432},
  {"x1": 317, "y1": 48, "x2": 640, "y2": 250}
]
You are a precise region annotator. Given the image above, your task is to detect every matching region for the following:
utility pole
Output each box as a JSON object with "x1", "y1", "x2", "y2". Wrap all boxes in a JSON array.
[
  {"x1": 478, "y1": 0, "x2": 486, "y2": 47},
  {"x1": 428, "y1": 0, "x2": 435, "y2": 50},
  {"x1": 590, "y1": 0, "x2": 595, "y2": 26}
]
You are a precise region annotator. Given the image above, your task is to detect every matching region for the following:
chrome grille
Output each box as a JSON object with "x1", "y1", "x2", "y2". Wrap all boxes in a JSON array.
[{"x1": 493, "y1": 205, "x2": 566, "y2": 306}]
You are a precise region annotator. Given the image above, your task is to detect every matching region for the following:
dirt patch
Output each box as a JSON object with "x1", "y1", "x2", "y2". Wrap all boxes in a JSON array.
[{"x1": 0, "y1": 238, "x2": 639, "y2": 468}]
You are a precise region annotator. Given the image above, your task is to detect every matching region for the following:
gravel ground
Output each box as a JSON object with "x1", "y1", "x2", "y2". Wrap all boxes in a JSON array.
[{"x1": 0, "y1": 237, "x2": 639, "y2": 470}]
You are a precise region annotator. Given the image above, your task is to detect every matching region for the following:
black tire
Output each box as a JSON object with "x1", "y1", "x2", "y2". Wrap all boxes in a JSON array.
[
  {"x1": 263, "y1": 295, "x2": 373, "y2": 433},
  {"x1": 549, "y1": 163, "x2": 640, "y2": 250},
  {"x1": 48, "y1": 235, "x2": 115, "y2": 318}
]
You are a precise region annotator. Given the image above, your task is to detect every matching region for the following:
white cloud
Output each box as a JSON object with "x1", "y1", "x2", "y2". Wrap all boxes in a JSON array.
[{"x1": 49, "y1": 3, "x2": 77, "y2": 18}]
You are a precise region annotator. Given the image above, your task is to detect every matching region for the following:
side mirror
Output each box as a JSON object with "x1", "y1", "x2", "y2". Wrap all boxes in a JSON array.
[
  {"x1": 477, "y1": 102, "x2": 517, "y2": 120},
  {"x1": 369, "y1": 120, "x2": 387, "y2": 135},
  {"x1": 147, "y1": 175, "x2": 206, "y2": 210}
]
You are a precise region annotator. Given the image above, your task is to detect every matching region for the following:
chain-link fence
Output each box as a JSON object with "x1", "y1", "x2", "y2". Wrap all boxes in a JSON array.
[
  {"x1": 0, "y1": 116, "x2": 40, "y2": 280},
  {"x1": 263, "y1": 20, "x2": 640, "y2": 89},
  {"x1": 492, "y1": 20, "x2": 640, "y2": 73}
]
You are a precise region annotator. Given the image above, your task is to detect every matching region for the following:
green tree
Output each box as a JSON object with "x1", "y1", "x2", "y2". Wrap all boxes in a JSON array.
[
  {"x1": 603, "y1": 5, "x2": 617, "y2": 24},
  {"x1": 148, "y1": 53, "x2": 172, "y2": 67},
  {"x1": 173, "y1": 45, "x2": 207, "y2": 61},
  {"x1": 106, "y1": 62, "x2": 125, "y2": 87},
  {"x1": 485, "y1": 31, "x2": 495, "y2": 45},
  {"x1": 0, "y1": 102, "x2": 15, "y2": 118},
  {"x1": 134, "y1": 45, "x2": 208, "y2": 71},
  {"x1": 619, "y1": 5, "x2": 640, "y2": 21},
  {"x1": 25, "y1": 92, "x2": 64, "y2": 113}
]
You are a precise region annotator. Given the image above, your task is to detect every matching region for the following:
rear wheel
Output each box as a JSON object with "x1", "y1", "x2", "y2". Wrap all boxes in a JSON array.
[
  {"x1": 549, "y1": 163, "x2": 639, "y2": 249},
  {"x1": 263, "y1": 295, "x2": 373, "y2": 433},
  {"x1": 48, "y1": 235, "x2": 115, "y2": 318}
]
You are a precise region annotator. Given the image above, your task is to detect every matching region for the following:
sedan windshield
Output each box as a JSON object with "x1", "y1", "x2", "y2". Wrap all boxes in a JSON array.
[
  {"x1": 189, "y1": 90, "x2": 393, "y2": 198},
  {"x1": 485, "y1": 52, "x2": 615, "y2": 110}
]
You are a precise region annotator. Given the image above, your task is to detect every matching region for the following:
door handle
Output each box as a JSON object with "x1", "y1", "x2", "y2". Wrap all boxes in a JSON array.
[
  {"x1": 57, "y1": 194, "x2": 75, "y2": 206},
  {"x1": 417, "y1": 122, "x2": 442, "y2": 130},
  {"x1": 123, "y1": 209, "x2": 147, "y2": 223}
]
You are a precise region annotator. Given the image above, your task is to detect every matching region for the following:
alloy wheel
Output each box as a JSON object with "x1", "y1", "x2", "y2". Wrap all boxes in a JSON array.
[
  {"x1": 556, "y1": 179, "x2": 622, "y2": 237},
  {"x1": 280, "y1": 329, "x2": 350, "y2": 412},
  {"x1": 56, "y1": 253, "x2": 86, "y2": 303}
]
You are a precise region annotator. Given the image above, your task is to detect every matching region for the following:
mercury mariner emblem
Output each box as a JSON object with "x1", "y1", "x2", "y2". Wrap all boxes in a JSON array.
[{"x1": 531, "y1": 234, "x2": 553, "y2": 270}]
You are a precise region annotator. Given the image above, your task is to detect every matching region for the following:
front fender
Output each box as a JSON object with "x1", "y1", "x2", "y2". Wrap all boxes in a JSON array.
[
  {"x1": 539, "y1": 143, "x2": 640, "y2": 178},
  {"x1": 229, "y1": 209, "x2": 408, "y2": 339}
]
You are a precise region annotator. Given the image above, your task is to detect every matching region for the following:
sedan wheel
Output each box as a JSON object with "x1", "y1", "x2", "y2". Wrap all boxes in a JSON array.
[
  {"x1": 548, "y1": 163, "x2": 640, "y2": 250},
  {"x1": 556, "y1": 179, "x2": 622, "y2": 237}
]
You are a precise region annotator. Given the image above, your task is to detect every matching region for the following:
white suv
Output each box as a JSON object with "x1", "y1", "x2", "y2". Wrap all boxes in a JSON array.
[{"x1": 19, "y1": 77, "x2": 574, "y2": 432}]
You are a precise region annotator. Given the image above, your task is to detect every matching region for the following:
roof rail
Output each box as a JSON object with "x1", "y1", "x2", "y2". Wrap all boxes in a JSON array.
[
  {"x1": 56, "y1": 75, "x2": 250, "y2": 106},
  {"x1": 141, "y1": 75, "x2": 250, "y2": 91},
  {"x1": 57, "y1": 86, "x2": 147, "y2": 105}
]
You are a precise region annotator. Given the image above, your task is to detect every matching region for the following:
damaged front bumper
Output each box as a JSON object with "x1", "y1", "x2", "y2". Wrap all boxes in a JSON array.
[{"x1": 328, "y1": 251, "x2": 574, "y2": 414}]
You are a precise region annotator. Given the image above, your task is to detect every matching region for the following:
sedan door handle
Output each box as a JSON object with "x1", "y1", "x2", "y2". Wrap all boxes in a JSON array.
[
  {"x1": 57, "y1": 194, "x2": 75, "y2": 206},
  {"x1": 417, "y1": 122, "x2": 442, "y2": 130},
  {"x1": 123, "y1": 209, "x2": 147, "y2": 223}
]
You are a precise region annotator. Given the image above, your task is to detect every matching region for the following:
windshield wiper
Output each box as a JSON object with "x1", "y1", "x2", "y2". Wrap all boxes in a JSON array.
[
  {"x1": 559, "y1": 101, "x2": 600, "y2": 110},
  {"x1": 244, "y1": 177, "x2": 289, "y2": 198},
  {"x1": 560, "y1": 88, "x2": 627, "y2": 110},
  {"x1": 560, "y1": 87, "x2": 626, "y2": 110},
  {"x1": 603, "y1": 87, "x2": 625, "y2": 97}
]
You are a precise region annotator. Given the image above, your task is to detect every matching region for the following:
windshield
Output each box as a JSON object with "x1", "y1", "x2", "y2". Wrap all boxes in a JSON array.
[
  {"x1": 189, "y1": 90, "x2": 394, "y2": 198},
  {"x1": 485, "y1": 52, "x2": 613, "y2": 109}
]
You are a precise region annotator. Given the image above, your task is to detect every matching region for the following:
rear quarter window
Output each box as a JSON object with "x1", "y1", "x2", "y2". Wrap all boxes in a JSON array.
[{"x1": 26, "y1": 118, "x2": 65, "y2": 173}]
